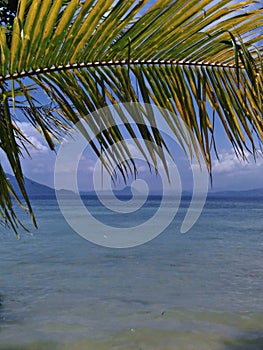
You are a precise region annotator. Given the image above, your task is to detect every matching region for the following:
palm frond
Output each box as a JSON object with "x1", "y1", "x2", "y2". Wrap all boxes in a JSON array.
[{"x1": 0, "y1": 0, "x2": 262, "y2": 234}]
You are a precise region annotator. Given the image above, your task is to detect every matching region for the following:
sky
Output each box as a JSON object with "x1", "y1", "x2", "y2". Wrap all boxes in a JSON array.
[
  {"x1": 1, "y1": 117, "x2": 262, "y2": 193},
  {"x1": 1, "y1": 0, "x2": 262, "y2": 194}
]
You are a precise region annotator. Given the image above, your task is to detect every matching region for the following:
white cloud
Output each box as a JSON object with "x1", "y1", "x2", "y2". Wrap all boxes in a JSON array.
[
  {"x1": 16, "y1": 122, "x2": 49, "y2": 154},
  {"x1": 212, "y1": 150, "x2": 263, "y2": 174},
  {"x1": 211, "y1": 149, "x2": 263, "y2": 190},
  {"x1": 3, "y1": 121, "x2": 262, "y2": 192}
]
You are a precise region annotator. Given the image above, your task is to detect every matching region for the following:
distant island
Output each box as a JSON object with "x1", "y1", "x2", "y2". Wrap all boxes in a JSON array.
[
  {"x1": 207, "y1": 188, "x2": 263, "y2": 199},
  {"x1": 7, "y1": 174, "x2": 263, "y2": 199}
]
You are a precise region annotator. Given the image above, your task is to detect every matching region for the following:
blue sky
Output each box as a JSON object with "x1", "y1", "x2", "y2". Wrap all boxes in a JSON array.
[
  {"x1": 1, "y1": 0, "x2": 262, "y2": 193},
  {"x1": 1, "y1": 117, "x2": 262, "y2": 193}
]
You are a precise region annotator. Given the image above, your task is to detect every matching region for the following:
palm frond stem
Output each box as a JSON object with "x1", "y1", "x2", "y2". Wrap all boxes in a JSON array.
[{"x1": 0, "y1": 58, "x2": 252, "y2": 83}]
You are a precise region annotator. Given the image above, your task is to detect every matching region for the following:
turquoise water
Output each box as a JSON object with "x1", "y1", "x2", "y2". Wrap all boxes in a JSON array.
[{"x1": 0, "y1": 197, "x2": 263, "y2": 349}]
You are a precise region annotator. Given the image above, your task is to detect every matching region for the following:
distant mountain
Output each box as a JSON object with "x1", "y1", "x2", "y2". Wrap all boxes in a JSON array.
[
  {"x1": 208, "y1": 188, "x2": 263, "y2": 198},
  {"x1": 6, "y1": 174, "x2": 140, "y2": 199},
  {"x1": 80, "y1": 186, "x2": 139, "y2": 199},
  {"x1": 7, "y1": 174, "x2": 55, "y2": 198},
  {"x1": 6, "y1": 174, "x2": 263, "y2": 199}
]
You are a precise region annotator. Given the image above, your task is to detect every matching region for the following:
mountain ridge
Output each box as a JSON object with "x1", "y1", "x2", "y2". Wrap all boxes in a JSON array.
[{"x1": 6, "y1": 174, "x2": 263, "y2": 199}]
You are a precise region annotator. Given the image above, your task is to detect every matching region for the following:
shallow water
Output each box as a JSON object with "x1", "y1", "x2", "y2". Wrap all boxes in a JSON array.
[{"x1": 0, "y1": 197, "x2": 263, "y2": 349}]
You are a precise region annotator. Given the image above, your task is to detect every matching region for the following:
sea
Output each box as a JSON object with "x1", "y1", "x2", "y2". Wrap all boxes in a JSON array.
[{"x1": 0, "y1": 195, "x2": 263, "y2": 350}]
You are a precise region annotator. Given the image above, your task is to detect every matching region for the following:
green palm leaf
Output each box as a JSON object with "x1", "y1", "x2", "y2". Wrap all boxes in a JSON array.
[{"x1": 0, "y1": 0, "x2": 262, "y2": 234}]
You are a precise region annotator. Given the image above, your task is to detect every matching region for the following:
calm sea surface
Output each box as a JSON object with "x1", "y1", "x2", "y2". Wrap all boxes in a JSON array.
[{"x1": 0, "y1": 196, "x2": 263, "y2": 349}]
